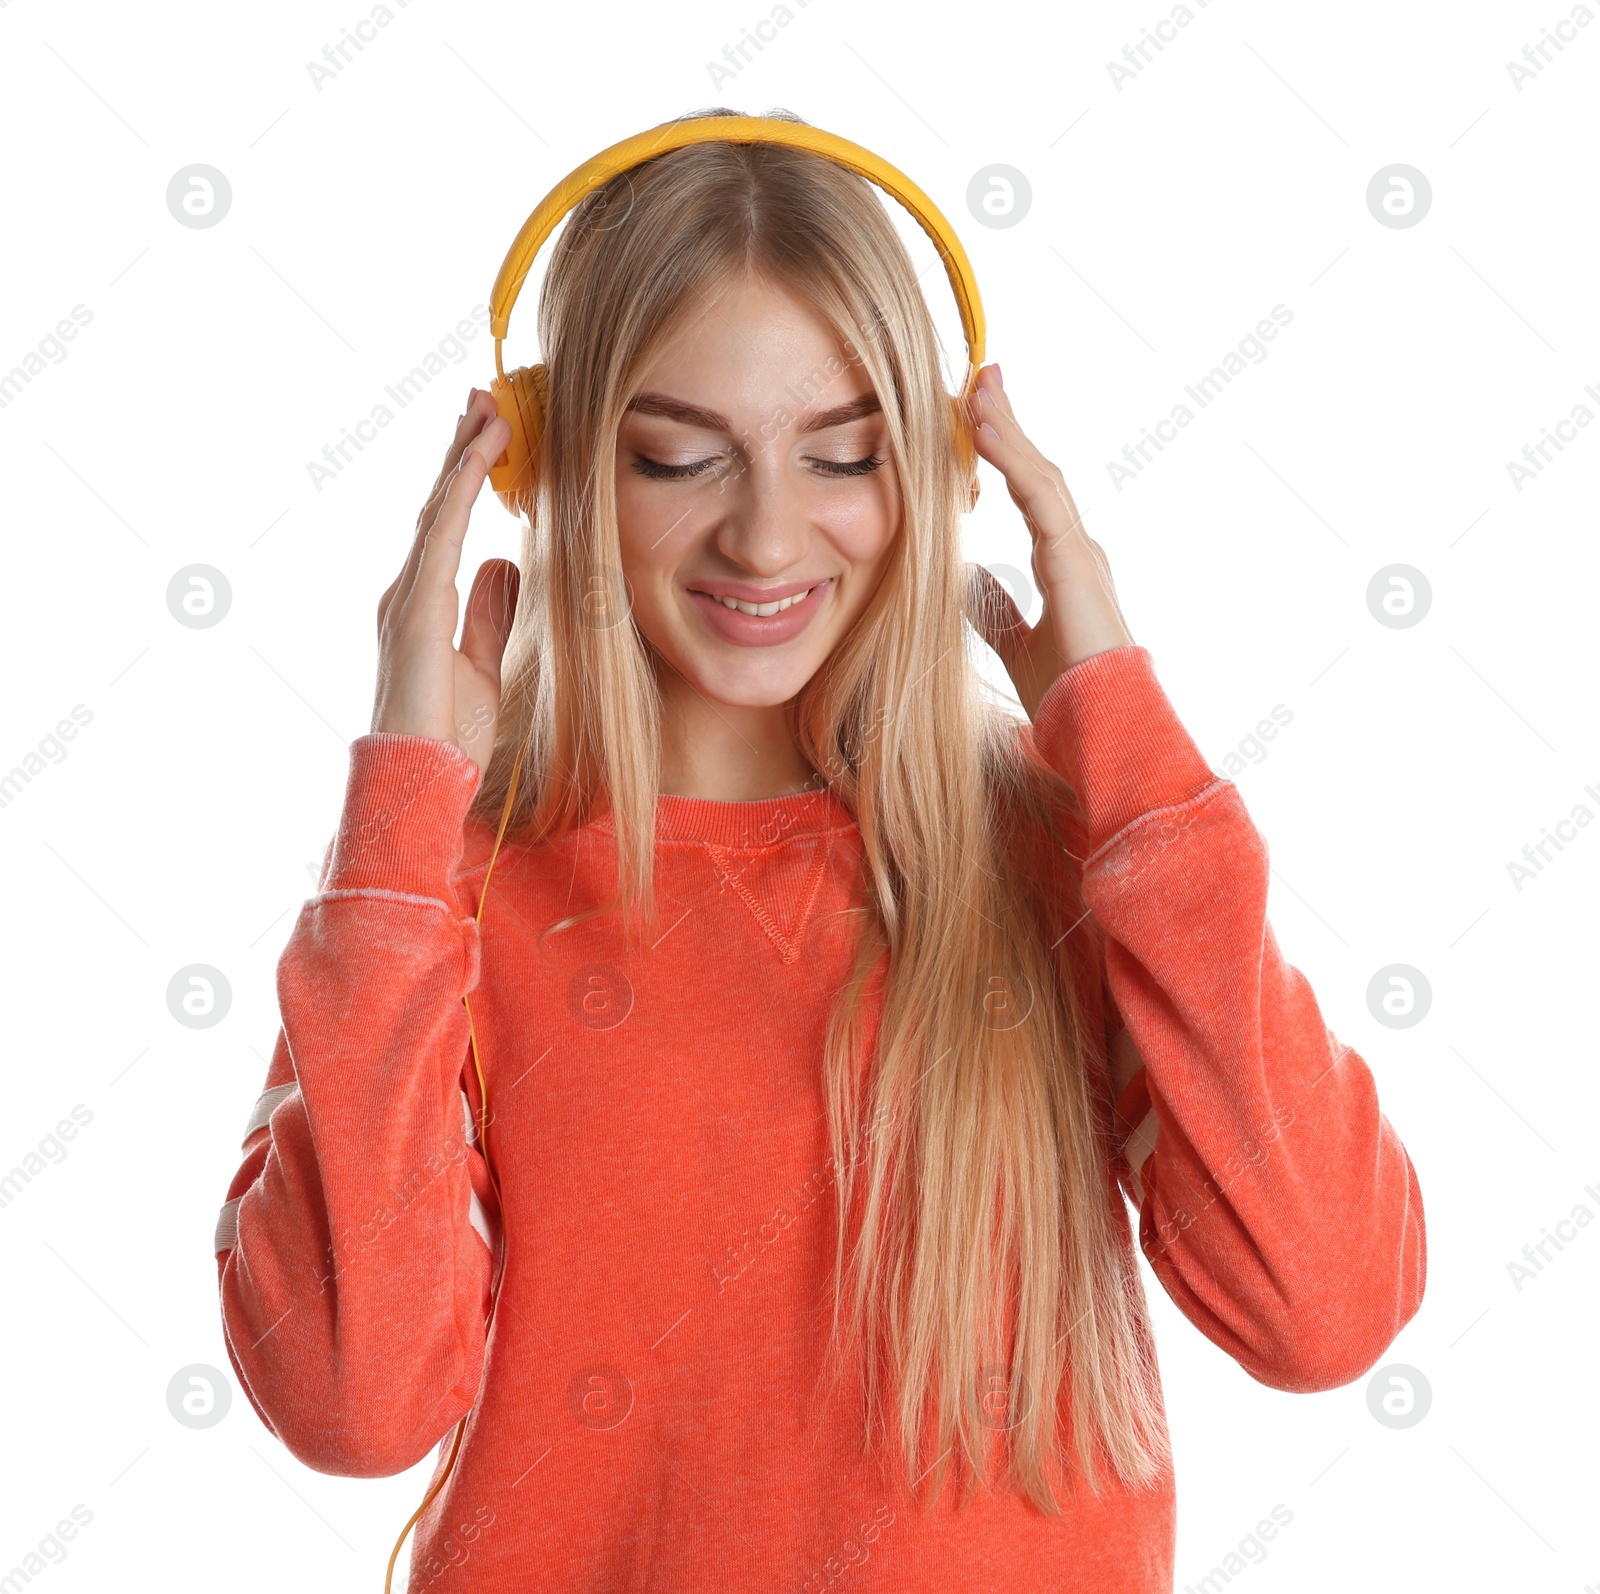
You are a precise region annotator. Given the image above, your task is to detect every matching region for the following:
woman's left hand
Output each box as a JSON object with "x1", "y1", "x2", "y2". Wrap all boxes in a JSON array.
[{"x1": 962, "y1": 363, "x2": 1135, "y2": 721}]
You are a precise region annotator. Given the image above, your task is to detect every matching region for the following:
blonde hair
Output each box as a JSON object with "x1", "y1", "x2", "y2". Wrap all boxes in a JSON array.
[{"x1": 472, "y1": 106, "x2": 1171, "y2": 1510}]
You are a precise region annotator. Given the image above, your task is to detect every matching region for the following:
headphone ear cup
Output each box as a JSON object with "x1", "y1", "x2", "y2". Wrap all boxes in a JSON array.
[
  {"x1": 949, "y1": 391, "x2": 981, "y2": 513},
  {"x1": 489, "y1": 363, "x2": 549, "y2": 520}
]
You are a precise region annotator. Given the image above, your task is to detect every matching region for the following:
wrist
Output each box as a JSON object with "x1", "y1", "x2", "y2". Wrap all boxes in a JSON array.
[
  {"x1": 1049, "y1": 600, "x2": 1134, "y2": 674},
  {"x1": 370, "y1": 694, "x2": 457, "y2": 747}
]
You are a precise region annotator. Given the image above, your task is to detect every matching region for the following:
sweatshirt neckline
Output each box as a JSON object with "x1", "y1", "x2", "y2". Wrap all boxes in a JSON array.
[{"x1": 592, "y1": 782, "x2": 859, "y2": 847}]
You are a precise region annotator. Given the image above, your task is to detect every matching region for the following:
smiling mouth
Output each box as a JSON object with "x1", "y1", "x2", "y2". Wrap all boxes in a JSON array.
[
  {"x1": 684, "y1": 578, "x2": 835, "y2": 647},
  {"x1": 690, "y1": 585, "x2": 821, "y2": 617}
]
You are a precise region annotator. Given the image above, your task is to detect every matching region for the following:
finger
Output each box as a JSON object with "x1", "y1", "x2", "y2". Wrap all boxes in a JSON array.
[
  {"x1": 386, "y1": 399, "x2": 485, "y2": 629},
  {"x1": 968, "y1": 382, "x2": 1054, "y2": 484},
  {"x1": 963, "y1": 562, "x2": 1030, "y2": 673},
  {"x1": 967, "y1": 387, "x2": 1088, "y2": 559},
  {"x1": 391, "y1": 407, "x2": 507, "y2": 628},
  {"x1": 978, "y1": 362, "x2": 1015, "y2": 418},
  {"x1": 402, "y1": 393, "x2": 497, "y2": 619},
  {"x1": 967, "y1": 367, "x2": 1052, "y2": 473},
  {"x1": 416, "y1": 391, "x2": 495, "y2": 541},
  {"x1": 461, "y1": 558, "x2": 521, "y2": 686},
  {"x1": 412, "y1": 437, "x2": 494, "y2": 609}
]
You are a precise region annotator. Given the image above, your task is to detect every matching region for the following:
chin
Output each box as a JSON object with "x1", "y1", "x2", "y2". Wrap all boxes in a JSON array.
[{"x1": 669, "y1": 643, "x2": 823, "y2": 708}]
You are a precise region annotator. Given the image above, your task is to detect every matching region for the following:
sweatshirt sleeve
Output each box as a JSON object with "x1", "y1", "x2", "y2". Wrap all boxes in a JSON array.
[
  {"x1": 213, "y1": 733, "x2": 500, "y2": 1477},
  {"x1": 1027, "y1": 645, "x2": 1426, "y2": 1393}
]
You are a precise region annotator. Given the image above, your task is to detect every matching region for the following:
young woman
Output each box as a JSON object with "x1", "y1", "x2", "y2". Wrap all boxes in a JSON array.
[{"x1": 214, "y1": 109, "x2": 1426, "y2": 1592}]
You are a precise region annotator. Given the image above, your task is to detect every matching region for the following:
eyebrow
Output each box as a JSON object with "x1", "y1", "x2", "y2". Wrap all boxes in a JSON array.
[{"x1": 624, "y1": 390, "x2": 882, "y2": 436}]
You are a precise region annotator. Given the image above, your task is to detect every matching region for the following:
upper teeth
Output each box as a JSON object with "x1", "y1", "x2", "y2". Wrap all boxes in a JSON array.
[{"x1": 712, "y1": 585, "x2": 814, "y2": 616}]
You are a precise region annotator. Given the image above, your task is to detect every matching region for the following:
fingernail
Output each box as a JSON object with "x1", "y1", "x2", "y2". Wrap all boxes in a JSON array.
[
  {"x1": 992, "y1": 363, "x2": 1004, "y2": 388},
  {"x1": 978, "y1": 387, "x2": 997, "y2": 408},
  {"x1": 979, "y1": 422, "x2": 1000, "y2": 440},
  {"x1": 465, "y1": 387, "x2": 477, "y2": 410}
]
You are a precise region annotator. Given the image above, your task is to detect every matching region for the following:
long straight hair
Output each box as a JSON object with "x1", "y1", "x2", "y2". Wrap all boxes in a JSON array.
[{"x1": 471, "y1": 106, "x2": 1171, "y2": 1511}]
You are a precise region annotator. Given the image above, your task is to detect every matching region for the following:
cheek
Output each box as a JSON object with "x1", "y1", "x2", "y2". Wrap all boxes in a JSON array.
[
  {"x1": 613, "y1": 470, "x2": 651, "y2": 546},
  {"x1": 613, "y1": 473, "x2": 687, "y2": 577},
  {"x1": 614, "y1": 467, "x2": 710, "y2": 566},
  {"x1": 612, "y1": 477, "x2": 693, "y2": 654},
  {"x1": 821, "y1": 474, "x2": 901, "y2": 565}
]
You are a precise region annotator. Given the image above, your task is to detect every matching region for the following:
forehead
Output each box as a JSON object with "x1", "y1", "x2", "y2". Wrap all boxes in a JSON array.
[{"x1": 629, "y1": 273, "x2": 873, "y2": 429}]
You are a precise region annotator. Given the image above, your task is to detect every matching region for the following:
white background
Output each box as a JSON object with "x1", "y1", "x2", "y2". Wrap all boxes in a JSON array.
[{"x1": 0, "y1": 0, "x2": 1595, "y2": 1589}]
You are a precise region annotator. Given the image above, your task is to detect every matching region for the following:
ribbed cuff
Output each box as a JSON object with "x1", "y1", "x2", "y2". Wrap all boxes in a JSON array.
[
  {"x1": 323, "y1": 734, "x2": 483, "y2": 898},
  {"x1": 1030, "y1": 645, "x2": 1218, "y2": 850}
]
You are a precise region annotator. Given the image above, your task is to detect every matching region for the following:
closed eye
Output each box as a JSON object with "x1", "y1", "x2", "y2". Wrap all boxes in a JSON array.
[
  {"x1": 815, "y1": 453, "x2": 885, "y2": 478},
  {"x1": 630, "y1": 453, "x2": 886, "y2": 481}
]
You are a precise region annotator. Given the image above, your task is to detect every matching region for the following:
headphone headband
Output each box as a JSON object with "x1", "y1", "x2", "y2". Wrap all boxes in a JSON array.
[{"x1": 488, "y1": 114, "x2": 985, "y2": 381}]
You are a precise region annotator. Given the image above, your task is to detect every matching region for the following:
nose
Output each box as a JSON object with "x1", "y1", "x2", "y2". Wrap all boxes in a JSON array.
[{"x1": 711, "y1": 447, "x2": 811, "y2": 578}]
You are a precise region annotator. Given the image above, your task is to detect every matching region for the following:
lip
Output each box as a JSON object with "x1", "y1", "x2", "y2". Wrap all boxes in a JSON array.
[
  {"x1": 686, "y1": 578, "x2": 833, "y2": 647},
  {"x1": 686, "y1": 577, "x2": 823, "y2": 602}
]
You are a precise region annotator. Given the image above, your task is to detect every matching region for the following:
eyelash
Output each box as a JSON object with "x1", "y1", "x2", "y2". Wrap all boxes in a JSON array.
[{"x1": 630, "y1": 453, "x2": 886, "y2": 481}]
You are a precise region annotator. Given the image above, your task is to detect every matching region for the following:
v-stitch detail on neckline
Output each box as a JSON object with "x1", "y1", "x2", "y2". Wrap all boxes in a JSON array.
[{"x1": 704, "y1": 831, "x2": 834, "y2": 963}]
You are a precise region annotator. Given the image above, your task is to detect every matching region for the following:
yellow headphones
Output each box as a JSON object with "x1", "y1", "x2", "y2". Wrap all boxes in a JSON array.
[
  {"x1": 385, "y1": 114, "x2": 987, "y2": 1591},
  {"x1": 485, "y1": 112, "x2": 988, "y2": 522}
]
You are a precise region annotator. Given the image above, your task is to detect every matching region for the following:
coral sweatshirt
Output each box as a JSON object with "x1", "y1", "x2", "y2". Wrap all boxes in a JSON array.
[{"x1": 214, "y1": 644, "x2": 1426, "y2": 1593}]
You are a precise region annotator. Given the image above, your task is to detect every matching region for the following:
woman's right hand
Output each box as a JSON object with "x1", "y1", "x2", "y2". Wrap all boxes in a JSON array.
[{"x1": 372, "y1": 390, "x2": 520, "y2": 778}]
